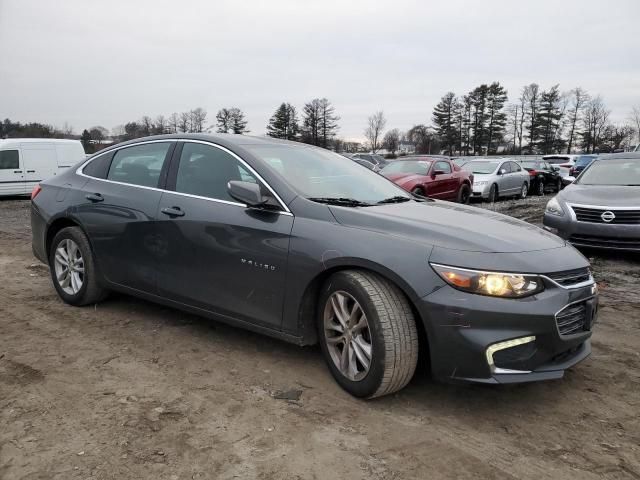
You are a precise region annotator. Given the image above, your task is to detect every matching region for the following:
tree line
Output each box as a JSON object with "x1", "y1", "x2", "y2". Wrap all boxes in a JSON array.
[
  {"x1": 432, "y1": 82, "x2": 638, "y2": 155},
  {"x1": 3, "y1": 88, "x2": 639, "y2": 156}
]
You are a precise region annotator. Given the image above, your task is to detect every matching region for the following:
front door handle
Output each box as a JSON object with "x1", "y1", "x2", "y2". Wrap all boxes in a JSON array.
[
  {"x1": 86, "y1": 193, "x2": 104, "y2": 202},
  {"x1": 161, "y1": 206, "x2": 185, "y2": 217},
  {"x1": 26, "y1": 170, "x2": 36, "y2": 173},
  {"x1": 14, "y1": 170, "x2": 22, "y2": 174}
]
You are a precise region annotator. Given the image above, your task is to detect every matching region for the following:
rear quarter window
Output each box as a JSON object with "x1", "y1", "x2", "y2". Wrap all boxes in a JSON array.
[{"x1": 82, "y1": 152, "x2": 113, "y2": 179}]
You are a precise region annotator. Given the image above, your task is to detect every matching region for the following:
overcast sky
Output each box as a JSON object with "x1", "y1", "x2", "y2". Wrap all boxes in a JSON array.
[{"x1": 1, "y1": 0, "x2": 638, "y2": 141}]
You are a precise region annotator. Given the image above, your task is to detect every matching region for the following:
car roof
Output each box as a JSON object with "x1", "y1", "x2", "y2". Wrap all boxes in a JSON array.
[{"x1": 595, "y1": 152, "x2": 640, "y2": 160}]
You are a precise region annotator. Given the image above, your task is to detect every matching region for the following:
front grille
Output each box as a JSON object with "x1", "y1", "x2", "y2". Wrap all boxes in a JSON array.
[
  {"x1": 547, "y1": 267, "x2": 591, "y2": 287},
  {"x1": 569, "y1": 234, "x2": 640, "y2": 250},
  {"x1": 556, "y1": 302, "x2": 589, "y2": 335},
  {"x1": 571, "y1": 206, "x2": 640, "y2": 224}
]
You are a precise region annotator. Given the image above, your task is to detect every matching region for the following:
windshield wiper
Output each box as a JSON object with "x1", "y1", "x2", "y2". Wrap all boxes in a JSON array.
[
  {"x1": 308, "y1": 197, "x2": 374, "y2": 207},
  {"x1": 377, "y1": 196, "x2": 412, "y2": 204}
]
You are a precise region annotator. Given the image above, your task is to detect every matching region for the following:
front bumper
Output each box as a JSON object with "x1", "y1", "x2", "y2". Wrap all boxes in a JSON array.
[
  {"x1": 471, "y1": 183, "x2": 490, "y2": 199},
  {"x1": 543, "y1": 209, "x2": 640, "y2": 251},
  {"x1": 417, "y1": 277, "x2": 597, "y2": 384}
]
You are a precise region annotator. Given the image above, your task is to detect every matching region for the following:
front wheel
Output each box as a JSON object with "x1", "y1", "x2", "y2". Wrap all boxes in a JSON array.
[
  {"x1": 318, "y1": 270, "x2": 418, "y2": 398},
  {"x1": 520, "y1": 182, "x2": 528, "y2": 199},
  {"x1": 457, "y1": 184, "x2": 471, "y2": 204},
  {"x1": 411, "y1": 186, "x2": 426, "y2": 197},
  {"x1": 488, "y1": 184, "x2": 498, "y2": 203},
  {"x1": 49, "y1": 226, "x2": 107, "y2": 306},
  {"x1": 536, "y1": 180, "x2": 545, "y2": 196}
]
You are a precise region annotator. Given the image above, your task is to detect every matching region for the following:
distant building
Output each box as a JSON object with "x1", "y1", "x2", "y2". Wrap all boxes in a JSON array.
[{"x1": 398, "y1": 141, "x2": 416, "y2": 154}]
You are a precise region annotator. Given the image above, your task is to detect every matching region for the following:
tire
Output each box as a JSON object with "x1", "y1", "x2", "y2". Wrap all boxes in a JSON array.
[
  {"x1": 411, "y1": 186, "x2": 426, "y2": 197},
  {"x1": 49, "y1": 226, "x2": 107, "y2": 306},
  {"x1": 488, "y1": 184, "x2": 498, "y2": 203},
  {"x1": 536, "y1": 179, "x2": 545, "y2": 196},
  {"x1": 519, "y1": 182, "x2": 528, "y2": 199},
  {"x1": 457, "y1": 183, "x2": 471, "y2": 204},
  {"x1": 318, "y1": 270, "x2": 418, "y2": 399}
]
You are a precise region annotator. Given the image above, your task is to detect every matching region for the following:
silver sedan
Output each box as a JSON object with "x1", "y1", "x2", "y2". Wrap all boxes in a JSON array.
[{"x1": 462, "y1": 159, "x2": 531, "y2": 202}]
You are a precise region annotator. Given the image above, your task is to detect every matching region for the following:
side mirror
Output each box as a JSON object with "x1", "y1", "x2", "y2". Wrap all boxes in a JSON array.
[
  {"x1": 432, "y1": 169, "x2": 446, "y2": 176},
  {"x1": 228, "y1": 180, "x2": 279, "y2": 210},
  {"x1": 499, "y1": 168, "x2": 507, "y2": 175}
]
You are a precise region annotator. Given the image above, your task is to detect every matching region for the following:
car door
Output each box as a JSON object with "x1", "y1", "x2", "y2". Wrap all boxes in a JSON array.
[
  {"x1": 75, "y1": 140, "x2": 176, "y2": 293},
  {"x1": 432, "y1": 160, "x2": 456, "y2": 200},
  {"x1": 496, "y1": 161, "x2": 512, "y2": 194},
  {"x1": 21, "y1": 143, "x2": 57, "y2": 193},
  {"x1": 0, "y1": 149, "x2": 25, "y2": 195},
  {"x1": 155, "y1": 140, "x2": 293, "y2": 329},
  {"x1": 510, "y1": 161, "x2": 526, "y2": 192}
]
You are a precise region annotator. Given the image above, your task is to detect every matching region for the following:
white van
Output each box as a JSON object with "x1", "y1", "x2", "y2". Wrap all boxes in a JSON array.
[{"x1": 0, "y1": 139, "x2": 86, "y2": 196}]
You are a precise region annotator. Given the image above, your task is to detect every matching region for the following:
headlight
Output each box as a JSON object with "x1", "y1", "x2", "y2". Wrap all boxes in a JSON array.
[
  {"x1": 545, "y1": 197, "x2": 564, "y2": 216},
  {"x1": 431, "y1": 264, "x2": 544, "y2": 298}
]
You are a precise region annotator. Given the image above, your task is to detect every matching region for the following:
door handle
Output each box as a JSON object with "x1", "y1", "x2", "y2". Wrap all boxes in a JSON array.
[
  {"x1": 85, "y1": 193, "x2": 104, "y2": 202},
  {"x1": 14, "y1": 170, "x2": 22, "y2": 174},
  {"x1": 26, "y1": 170, "x2": 36, "y2": 173},
  {"x1": 161, "y1": 206, "x2": 185, "y2": 217}
]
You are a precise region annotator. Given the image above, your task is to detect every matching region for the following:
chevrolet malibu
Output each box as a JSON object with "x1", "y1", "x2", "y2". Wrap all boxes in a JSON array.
[{"x1": 31, "y1": 134, "x2": 598, "y2": 398}]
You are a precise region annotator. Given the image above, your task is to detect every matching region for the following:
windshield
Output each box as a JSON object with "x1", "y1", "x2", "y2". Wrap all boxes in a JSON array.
[
  {"x1": 520, "y1": 161, "x2": 540, "y2": 168},
  {"x1": 462, "y1": 161, "x2": 499, "y2": 174},
  {"x1": 575, "y1": 155, "x2": 596, "y2": 167},
  {"x1": 381, "y1": 160, "x2": 431, "y2": 176},
  {"x1": 245, "y1": 144, "x2": 411, "y2": 203},
  {"x1": 545, "y1": 157, "x2": 570, "y2": 165},
  {"x1": 577, "y1": 159, "x2": 640, "y2": 185}
]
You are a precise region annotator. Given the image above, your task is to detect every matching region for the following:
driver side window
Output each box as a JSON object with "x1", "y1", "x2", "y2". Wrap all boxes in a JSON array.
[
  {"x1": 434, "y1": 161, "x2": 452, "y2": 174},
  {"x1": 174, "y1": 143, "x2": 259, "y2": 202}
]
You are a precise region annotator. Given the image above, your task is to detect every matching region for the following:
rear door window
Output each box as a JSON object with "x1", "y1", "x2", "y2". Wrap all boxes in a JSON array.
[
  {"x1": 0, "y1": 150, "x2": 19, "y2": 169},
  {"x1": 107, "y1": 143, "x2": 172, "y2": 188}
]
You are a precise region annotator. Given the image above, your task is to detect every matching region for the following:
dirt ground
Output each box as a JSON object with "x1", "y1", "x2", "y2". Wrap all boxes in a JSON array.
[{"x1": 1, "y1": 195, "x2": 639, "y2": 480}]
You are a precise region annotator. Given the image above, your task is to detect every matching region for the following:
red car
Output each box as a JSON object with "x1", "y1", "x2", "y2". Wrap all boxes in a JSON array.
[{"x1": 380, "y1": 157, "x2": 473, "y2": 203}]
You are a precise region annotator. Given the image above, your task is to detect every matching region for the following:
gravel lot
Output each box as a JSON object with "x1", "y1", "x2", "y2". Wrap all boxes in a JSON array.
[{"x1": 1, "y1": 196, "x2": 639, "y2": 479}]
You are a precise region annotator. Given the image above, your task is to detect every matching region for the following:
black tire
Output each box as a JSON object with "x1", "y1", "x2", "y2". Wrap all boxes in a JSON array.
[
  {"x1": 488, "y1": 184, "x2": 498, "y2": 203},
  {"x1": 318, "y1": 270, "x2": 419, "y2": 399},
  {"x1": 519, "y1": 182, "x2": 528, "y2": 199},
  {"x1": 411, "y1": 186, "x2": 426, "y2": 197},
  {"x1": 49, "y1": 226, "x2": 107, "y2": 306},
  {"x1": 536, "y1": 179, "x2": 545, "y2": 196},
  {"x1": 457, "y1": 183, "x2": 471, "y2": 204}
]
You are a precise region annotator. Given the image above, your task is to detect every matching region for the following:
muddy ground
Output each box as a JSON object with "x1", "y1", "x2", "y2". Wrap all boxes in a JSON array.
[{"x1": 1, "y1": 196, "x2": 639, "y2": 480}]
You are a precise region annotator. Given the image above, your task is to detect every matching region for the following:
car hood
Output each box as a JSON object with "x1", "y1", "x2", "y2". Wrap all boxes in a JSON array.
[
  {"x1": 560, "y1": 184, "x2": 640, "y2": 206},
  {"x1": 329, "y1": 200, "x2": 565, "y2": 253},
  {"x1": 383, "y1": 173, "x2": 425, "y2": 185}
]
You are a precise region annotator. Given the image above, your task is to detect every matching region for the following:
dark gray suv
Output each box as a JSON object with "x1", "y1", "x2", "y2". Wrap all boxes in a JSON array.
[{"x1": 31, "y1": 134, "x2": 598, "y2": 398}]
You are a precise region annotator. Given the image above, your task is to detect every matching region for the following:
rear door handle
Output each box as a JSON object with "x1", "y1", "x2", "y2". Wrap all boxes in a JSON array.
[
  {"x1": 161, "y1": 206, "x2": 185, "y2": 217},
  {"x1": 86, "y1": 193, "x2": 104, "y2": 202},
  {"x1": 14, "y1": 170, "x2": 22, "y2": 174},
  {"x1": 26, "y1": 170, "x2": 36, "y2": 173}
]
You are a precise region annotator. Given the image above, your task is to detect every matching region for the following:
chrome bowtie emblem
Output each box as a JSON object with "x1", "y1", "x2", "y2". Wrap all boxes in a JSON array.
[{"x1": 601, "y1": 211, "x2": 615, "y2": 223}]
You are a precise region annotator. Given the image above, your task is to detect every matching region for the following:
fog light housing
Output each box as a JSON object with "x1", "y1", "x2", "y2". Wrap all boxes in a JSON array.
[{"x1": 486, "y1": 336, "x2": 536, "y2": 374}]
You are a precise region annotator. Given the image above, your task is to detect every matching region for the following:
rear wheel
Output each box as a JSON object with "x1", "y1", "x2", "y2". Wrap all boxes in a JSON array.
[
  {"x1": 49, "y1": 227, "x2": 107, "y2": 306},
  {"x1": 519, "y1": 182, "x2": 528, "y2": 199},
  {"x1": 536, "y1": 179, "x2": 545, "y2": 196},
  {"x1": 488, "y1": 184, "x2": 498, "y2": 203},
  {"x1": 318, "y1": 270, "x2": 418, "y2": 398},
  {"x1": 457, "y1": 184, "x2": 471, "y2": 204}
]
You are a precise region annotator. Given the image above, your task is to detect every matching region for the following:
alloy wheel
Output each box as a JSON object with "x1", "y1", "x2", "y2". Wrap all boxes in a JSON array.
[
  {"x1": 54, "y1": 238, "x2": 85, "y2": 295},
  {"x1": 323, "y1": 291, "x2": 373, "y2": 381}
]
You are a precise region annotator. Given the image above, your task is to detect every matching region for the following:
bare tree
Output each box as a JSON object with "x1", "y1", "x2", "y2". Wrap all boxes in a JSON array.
[
  {"x1": 630, "y1": 106, "x2": 640, "y2": 146},
  {"x1": 364, "y1": 111, "x2": 386, "y2": 153},
  {"x1": 190, "y1": 108, "x2": 208, "y2": 133},
  {"x1": 383, "y1": 128, "x2": 400, "y2": 155},
  {"x1": 154, "y1": 115, "x2": 169, "y2": 135},
  {"x1": 168, "y1": 113, "x2": 180, "y2": 134},
  {"x1": 566, "y1": 87, "x2": 589, "y2": 153},
  {"x1": 581, "y1": 96, "x2": 610, "y2": 153},
  {"x1": 178, "y1": 112, "x2": 191, "y2": 133}
]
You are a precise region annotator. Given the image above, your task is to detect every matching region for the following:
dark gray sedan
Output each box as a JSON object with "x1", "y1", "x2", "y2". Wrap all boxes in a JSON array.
[
  {"x1": 32, "y1": 134, "x2": 597, "y2": 398},
  {"x1": 543, "y1": 153, "x2": 640, "y2": 251}
]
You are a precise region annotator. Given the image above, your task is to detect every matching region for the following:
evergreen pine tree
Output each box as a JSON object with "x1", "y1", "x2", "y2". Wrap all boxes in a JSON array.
[{"x1": 266, "y1": 103, "x2": 299, "y2": 140}]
